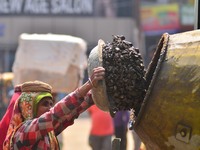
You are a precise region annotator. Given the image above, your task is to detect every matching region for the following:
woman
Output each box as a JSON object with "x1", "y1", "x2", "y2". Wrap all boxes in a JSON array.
[{"x1": 3, "y1": 66, "x2": 105, "y2": 150}]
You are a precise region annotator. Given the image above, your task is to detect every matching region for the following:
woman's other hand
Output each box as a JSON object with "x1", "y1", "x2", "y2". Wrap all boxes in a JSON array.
[
  {"x1": 88, "y1": 67, "x2": 105, "y2": 88},
  {"x1": 76, "y1": 67, "x2": 105, "y2": 97}
]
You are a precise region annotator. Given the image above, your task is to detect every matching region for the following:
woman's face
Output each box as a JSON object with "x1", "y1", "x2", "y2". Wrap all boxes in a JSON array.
[{"x1": 36, "y1": 97, "x2": 54, "y2": 117}]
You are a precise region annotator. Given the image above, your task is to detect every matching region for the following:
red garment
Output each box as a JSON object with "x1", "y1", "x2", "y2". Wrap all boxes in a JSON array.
[
  {"x1": 88, "y1": 105, "x2": 114, "y2": 136},
  {"x1": 3, "y1": 90, "x2": 93, "y2": 150},
  {"x1": 0, "y1": 85, "x2": 21, "y2": 150}
]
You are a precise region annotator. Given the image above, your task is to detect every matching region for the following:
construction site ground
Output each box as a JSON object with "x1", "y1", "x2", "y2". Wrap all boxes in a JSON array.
[{"x1": 61, "y1": 112, "x2": 135, "y2": 150}]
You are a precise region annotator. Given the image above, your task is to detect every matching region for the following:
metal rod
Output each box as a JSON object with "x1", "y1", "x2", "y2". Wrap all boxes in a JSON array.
[
  {"x1": 112, "y1": 138, "x2": 121, "y2": 150},
  {"x1": 194, "y1": 0, "x2": 200, "y2": 29}
]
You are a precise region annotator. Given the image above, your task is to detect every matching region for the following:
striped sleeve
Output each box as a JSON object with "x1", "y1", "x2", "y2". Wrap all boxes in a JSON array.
[
  {"x1": 54, "y1": 91, "x2": 94, "y2": 134},
  {"x1": 13, "y1": 90, "x2": 92, "y2": 147}
]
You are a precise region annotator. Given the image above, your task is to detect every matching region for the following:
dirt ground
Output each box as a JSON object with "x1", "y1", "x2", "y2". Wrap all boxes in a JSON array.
[{"x1": 61, "y1": 112, "x2": 135, "y2": 150}]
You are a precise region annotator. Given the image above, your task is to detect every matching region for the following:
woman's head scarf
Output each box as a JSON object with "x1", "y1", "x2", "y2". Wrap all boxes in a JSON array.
[
  {"x1": 0, "y1": 85, "x2": 22, "y2": 150},
  {"x1": 3, "y1": 80, "x2": 55, "y2": 150}
]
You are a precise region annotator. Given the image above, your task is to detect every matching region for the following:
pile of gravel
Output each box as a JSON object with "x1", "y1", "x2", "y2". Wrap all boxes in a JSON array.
[{"x1": 102, "y1": 35, "x2": 146, "y2": 116}]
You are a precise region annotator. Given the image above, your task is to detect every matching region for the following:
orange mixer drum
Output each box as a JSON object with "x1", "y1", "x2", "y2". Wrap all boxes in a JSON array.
[{"x1": 134, "y1": 30, "x2": 200, "y2": 150}]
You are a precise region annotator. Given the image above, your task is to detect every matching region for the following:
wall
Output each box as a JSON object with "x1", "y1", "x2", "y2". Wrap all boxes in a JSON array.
[
  {"x1": 0, "y1": 17, "x2": 140, "y2": 72},
  {"x1": 0, "y1": 17, "x2": 137, "y2": 47}
]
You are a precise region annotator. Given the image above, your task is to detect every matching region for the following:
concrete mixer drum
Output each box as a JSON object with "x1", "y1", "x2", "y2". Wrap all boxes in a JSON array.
[{"x1": 134, "y1": 30, "x2": 200, "y2": 150}]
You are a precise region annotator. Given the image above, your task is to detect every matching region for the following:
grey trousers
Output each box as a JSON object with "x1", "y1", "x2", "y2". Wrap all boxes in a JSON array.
[{"x1": 89, "y1": 134, "x2": 112, "y2": 150}]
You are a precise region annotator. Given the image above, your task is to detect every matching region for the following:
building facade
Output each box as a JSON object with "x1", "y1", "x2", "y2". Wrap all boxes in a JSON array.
[
  {"x1": 0, "y1": 0, "x2": 196, "y2": 71},
  {"x1": 0, "y1": 0, "x2": 140, "y2": 72}
]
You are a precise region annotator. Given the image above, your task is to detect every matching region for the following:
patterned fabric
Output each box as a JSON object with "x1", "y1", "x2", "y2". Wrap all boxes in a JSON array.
[
  {"x1": 19, "y1": 92, "x2": 35, "y2": 120},
  {"x1": 3, "y1": 93, "x2": 24, "y2": 150},
  {"x1": 3, "y1": 90, "x2": 93, "y2": 150},
  {"x1": 3, "y1": 92, "x2": 54, "y2": 150},
  {"x1": 0, "y1": 85, "x2": 22, "y2": 150},
  {"x1": 19, "y1": 92, "x2": 53, "y2": 119}
]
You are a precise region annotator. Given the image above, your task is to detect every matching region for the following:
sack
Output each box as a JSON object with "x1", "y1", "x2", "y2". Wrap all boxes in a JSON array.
[{"x1": 13, "y1": 33, "x2": 87, "y2": 93}]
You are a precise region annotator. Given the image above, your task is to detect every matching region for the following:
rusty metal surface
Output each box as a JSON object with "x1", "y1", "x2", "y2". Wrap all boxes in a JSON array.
[{"x1": 134, "y1": 30, "x2": 200, "y2": 150}]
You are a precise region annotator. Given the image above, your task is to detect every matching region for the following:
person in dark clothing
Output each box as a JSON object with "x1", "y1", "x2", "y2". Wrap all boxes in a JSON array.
[{"x1": 113, "y1": 110, "x2": 129, "y2": 150}]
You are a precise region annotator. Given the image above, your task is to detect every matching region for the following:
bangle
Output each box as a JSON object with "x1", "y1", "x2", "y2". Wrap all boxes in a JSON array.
[{"x1": 88, "y1": 78, "x2": 94, "y2": 87}]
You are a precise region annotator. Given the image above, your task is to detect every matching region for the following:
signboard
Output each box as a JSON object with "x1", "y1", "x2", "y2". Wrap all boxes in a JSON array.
[
  {"x1": 141, "y1": 3, "x2": 180, "y2": 31},
  {"x1": 0, "y1": 0, "x2": 93, "y2": 16},
  {"x1": 180, "y1": 4, "x2": 194, "y2": 26},
  {"x1": 0, "y1": 0, "x2": 134, "y2": 17}
]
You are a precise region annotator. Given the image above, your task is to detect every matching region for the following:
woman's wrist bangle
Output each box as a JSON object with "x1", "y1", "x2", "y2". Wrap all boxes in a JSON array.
[{"x1": 88, "y1": 78, "x2": 94, "y2": 87}]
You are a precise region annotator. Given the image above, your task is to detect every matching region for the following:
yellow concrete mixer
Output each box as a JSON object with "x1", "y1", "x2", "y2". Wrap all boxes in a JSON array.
[
  {"x1": 134, "y1": 30, "x2": 200, "y2": 150},
  {"x1": 88, "y1": 30, "x2": 200, "y2": 150}
]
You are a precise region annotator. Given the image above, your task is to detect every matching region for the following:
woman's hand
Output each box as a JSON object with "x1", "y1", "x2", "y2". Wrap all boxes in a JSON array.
[
  {"x1": 76, "y1": 67, "x2": 105, "y2": 97},
  {"x1": 88, "y1": 67, "x2": 105, "y2": 88}
]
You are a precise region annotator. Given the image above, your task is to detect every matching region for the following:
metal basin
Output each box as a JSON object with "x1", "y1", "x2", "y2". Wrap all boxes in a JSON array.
[{"x1": 87, "y1": 39, "x2": 110, "y2": 112}]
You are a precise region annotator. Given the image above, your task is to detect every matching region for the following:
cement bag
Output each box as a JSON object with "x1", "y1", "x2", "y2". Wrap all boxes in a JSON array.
[{"x1": 12, "y1": 33, "x2": 87, "y2": 93}]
